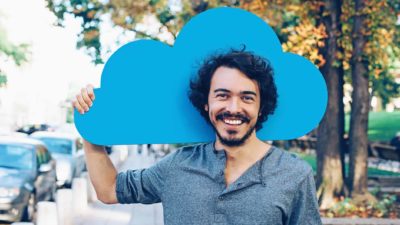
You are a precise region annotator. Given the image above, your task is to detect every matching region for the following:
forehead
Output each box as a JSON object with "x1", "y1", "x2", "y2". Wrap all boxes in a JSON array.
[{"x1": 210, "y1": 66, "x2": 259, "y2": 94}]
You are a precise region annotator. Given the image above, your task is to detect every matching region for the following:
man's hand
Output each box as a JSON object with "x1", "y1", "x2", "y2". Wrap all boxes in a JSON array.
[{"x1": 72, "y1": 84, "x2": 95, "y2": 114}]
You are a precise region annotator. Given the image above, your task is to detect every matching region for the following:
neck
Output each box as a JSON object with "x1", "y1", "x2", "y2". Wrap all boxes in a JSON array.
[{"x1": 214, "y1": 132, "x2": 271, "y2": 165}]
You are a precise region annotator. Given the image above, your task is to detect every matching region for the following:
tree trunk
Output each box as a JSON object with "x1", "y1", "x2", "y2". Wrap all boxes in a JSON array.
[
  {"x1": 316, "y1": 0, "x2": 345, "y2": 210},
  {"x1": 348, "y1": 0, "x2": 371, "y2": 200}
]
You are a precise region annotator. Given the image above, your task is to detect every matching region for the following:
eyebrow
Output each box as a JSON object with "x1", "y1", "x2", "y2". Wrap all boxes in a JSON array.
[
  {"x1": 241, "y1": 91, "x2": 257, "y2": 96},
  {"x1": 214, "y1": 88, "x2": 230, "y2": 93},
  {"x1": 214, "y1": 88, "x2": 257, "y2": 96}
]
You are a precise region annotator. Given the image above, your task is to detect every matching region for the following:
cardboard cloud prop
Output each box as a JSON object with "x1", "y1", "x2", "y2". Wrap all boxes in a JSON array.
[{"x1": 74, "y1": 7, "x2": 328, "y2": 145}]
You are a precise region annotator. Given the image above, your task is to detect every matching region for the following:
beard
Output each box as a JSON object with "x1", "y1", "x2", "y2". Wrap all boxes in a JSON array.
[{"x1": 213, "y1": 123, "x2": 256, "y2": 147}]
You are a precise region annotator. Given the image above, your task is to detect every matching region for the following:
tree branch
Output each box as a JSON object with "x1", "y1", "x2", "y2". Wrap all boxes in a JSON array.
[{"x1": 129, "y1": 28, "x2": 158, "y2": 40}]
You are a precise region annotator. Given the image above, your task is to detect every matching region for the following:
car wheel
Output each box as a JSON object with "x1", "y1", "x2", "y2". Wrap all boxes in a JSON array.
[{"x1": 22, "y1": 194, "x2": 35, "y2": 222}]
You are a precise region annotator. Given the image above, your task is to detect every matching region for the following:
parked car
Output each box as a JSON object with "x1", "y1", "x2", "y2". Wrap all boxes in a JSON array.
[
  {"x1": 0, "y1": 136, "x2": 57, "y2": 222},
  {"x1": 30, "y1": 131, "x2": 86, "y2": 188}
]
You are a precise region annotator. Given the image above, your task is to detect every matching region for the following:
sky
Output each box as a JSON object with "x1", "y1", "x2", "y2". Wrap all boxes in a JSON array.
[{"x1": 0, "y1": 0, "x2": 104, "y2": 127}]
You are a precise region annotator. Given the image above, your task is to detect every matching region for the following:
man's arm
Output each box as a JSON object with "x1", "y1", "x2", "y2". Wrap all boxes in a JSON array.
[
  {"x1": 73, "y1": 84, "x2": 118, "y2": 204},
  {"x1": 83, "y1": 140, "x2": 118, "y2": 204}
]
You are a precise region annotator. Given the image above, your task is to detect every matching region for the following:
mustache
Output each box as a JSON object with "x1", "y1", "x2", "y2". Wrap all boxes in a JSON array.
[{"x1": 216, "y1": 112, "x2": 250, "y2": 123}]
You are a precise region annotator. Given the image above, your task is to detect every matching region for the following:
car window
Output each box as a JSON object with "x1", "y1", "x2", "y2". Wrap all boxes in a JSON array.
[
  {"x1": 34, "y1": 137, "x2": 72, "y2": 155},
  {"x1": 0, "y1": 144, "x2": 34, "y2": 170}
]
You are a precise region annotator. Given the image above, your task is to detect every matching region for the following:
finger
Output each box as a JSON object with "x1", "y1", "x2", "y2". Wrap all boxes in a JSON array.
[
  {"x1": 81, "y1": 88, "x2": 92, "y2": 107},
  {"x1": 86, "y1": 84, "x2": 95, "y2": 101},
  {"x1": 72, "y1": 100, "x2": 85, "y2": 114},
  {"x1": 76, "y1": 94, "x2": 89, "y2": 112}
]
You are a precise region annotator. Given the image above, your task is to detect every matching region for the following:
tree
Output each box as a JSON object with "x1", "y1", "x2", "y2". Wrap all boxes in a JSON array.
[
  {"x1": 348, "y1": 0, "x2": 370, "y2": 200},
  {"x1": 0, "y1": 25, "x2": 29, "y2": 87},
  {"x1": 45, "y1": 0, "x2": 213, "y2": 64},
  {"x1": 315, "y1": 0, "x2": 346, "y2": 209}
]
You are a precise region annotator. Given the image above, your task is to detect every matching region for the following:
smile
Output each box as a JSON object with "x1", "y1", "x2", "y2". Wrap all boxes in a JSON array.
[{"x1": 223, "y1": 119, "x2": 244, "y2": 125}]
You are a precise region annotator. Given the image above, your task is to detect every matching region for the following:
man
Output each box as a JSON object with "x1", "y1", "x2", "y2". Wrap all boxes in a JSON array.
[{"x1": 73, "y1": 48, "x2": 322, "y2": 225}]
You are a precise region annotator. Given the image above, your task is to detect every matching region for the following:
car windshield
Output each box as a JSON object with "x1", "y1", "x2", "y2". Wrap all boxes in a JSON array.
[
  {"x1": 0, "y1": 144, "x2": 34, "y2": 170},
  {"x1": 36, "y1": 137, "x2": 72, "y2": 155}
]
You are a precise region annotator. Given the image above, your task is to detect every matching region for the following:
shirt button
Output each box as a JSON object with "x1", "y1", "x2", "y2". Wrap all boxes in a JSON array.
[{"x1": 219, "y1": 171, "x2": 224, "y2": 176}]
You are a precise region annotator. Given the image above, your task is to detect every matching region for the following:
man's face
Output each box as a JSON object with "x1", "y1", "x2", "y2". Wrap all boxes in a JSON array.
[{"x1": 205, "y1": 66, "x2": 261, "y2": 147}]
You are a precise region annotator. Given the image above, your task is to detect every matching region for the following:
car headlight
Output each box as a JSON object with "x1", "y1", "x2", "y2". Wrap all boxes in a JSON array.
[{"x1": 0, "y1": 187, "x2": 20, "y2": 198}]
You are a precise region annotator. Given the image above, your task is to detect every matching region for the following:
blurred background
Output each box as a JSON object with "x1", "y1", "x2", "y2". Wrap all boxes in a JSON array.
[{"x1": 0, "y1": 0, "x2": 400, "y2": 224}]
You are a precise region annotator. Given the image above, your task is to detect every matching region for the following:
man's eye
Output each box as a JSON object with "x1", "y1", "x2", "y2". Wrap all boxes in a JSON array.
[
  {"x1": 242, "y1": 96, "x2": 254, "y2": 102},
  {"x1": 216, "y1": 94, "x2": 228, "y2": 99}
]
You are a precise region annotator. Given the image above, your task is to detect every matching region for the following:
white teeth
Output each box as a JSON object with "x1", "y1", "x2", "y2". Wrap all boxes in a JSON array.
[{"x1": 224, "y1": 119, "x2": 243, "y2": 125}]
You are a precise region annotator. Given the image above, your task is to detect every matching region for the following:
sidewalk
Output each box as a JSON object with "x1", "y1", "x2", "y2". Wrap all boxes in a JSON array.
[{"x1": 75, "y1": 146, "x2": 163, "y2": 225}]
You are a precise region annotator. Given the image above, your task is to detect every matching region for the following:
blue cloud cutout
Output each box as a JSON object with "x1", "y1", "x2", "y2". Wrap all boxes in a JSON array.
[{"x1": 74, "y1": 7, "x2": 327, "y2": 145}]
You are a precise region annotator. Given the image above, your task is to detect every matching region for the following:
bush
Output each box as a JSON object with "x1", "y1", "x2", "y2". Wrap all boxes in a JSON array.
[{"x1": 322, "y1": 192, "x2": 398, "y2": 218}]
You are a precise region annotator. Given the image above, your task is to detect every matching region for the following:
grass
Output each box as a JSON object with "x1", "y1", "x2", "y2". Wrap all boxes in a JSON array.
[
  {"x1": 297, "y1": 153, "x2": 400, "y2": 176},
  {"x1": 292, "y1": 112, "x2": 400, "y2": 177},
  {"x1": 345, "y1": 111, "x2": 400, "y2": 141}
]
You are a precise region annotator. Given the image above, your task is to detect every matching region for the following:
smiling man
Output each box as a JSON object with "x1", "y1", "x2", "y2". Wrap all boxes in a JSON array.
[{"x1": 73, "y1": 48, "x2": 322, "y2": 225}]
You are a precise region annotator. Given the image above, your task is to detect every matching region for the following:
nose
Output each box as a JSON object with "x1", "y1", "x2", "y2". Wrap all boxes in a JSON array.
[{"x1": 226, "y1": 97, "x2": 241, "y2": 113}]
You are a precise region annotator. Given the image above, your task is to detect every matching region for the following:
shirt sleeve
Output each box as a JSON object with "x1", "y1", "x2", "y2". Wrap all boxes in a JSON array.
[
  {"x1": 115, "y1": 150, "x2": 176, "y2": 204},
  {"x1": 287, "y1": 171, "x2": 323, "y2": 225}
]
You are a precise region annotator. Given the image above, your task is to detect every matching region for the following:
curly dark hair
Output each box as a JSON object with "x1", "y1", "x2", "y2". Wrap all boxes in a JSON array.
[{"x1": 188, "y1": 47, "x2": 278, "y2": 131}]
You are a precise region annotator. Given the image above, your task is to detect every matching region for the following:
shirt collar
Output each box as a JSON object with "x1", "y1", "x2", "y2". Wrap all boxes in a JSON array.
[{"x1": 207, "y1": 141, "x2": 276, "y2": 186}]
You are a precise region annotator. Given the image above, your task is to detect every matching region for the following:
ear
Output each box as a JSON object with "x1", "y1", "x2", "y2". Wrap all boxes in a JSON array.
[{"x1": 204, "y1": 104, "x2": 209, "y2": 111}]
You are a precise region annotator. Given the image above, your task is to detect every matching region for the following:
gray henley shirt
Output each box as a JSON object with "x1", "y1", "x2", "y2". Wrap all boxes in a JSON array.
[{"x1": 116, "y1": 142, "x2": 323, "y2": 225}]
